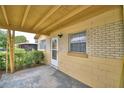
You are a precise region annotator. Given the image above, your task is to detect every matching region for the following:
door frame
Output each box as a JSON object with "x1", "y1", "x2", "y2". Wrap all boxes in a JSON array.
[{"x1": 51, "y1": 37, "x2": 59, "y2": 69}]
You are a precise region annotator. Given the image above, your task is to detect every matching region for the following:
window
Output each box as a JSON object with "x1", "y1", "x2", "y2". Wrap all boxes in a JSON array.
[
  {"x1": 69, "y1": 32, "x2": 86, "y2": 53},
  {"x1": 39, "y1": 40, "x2": 46, "y2": 50}
]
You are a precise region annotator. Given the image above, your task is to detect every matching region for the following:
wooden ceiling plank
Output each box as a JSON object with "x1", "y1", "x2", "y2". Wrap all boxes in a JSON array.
[
  {"x1": 21, "y1": 5, "x2": 31, "y2": 27},
  {"x1": 40, "y1": 6, "x2": 91, "y2": 33},
  {"x1": 0, "y1": 24, "x2": 35, "y2": 33},
  {"x1": 33, "y1": 5, "x2": 61, "y2": 30},
  {"x1": 1, "y1": 5, "x2": 9, "y2": 25}
]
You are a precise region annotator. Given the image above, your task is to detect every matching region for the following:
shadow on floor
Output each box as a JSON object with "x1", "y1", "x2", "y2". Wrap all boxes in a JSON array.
[
  {"x1": 52, "y1": 69, "x2": 90, "y2": 88},
  {"x1": 0, "y1": 65, "x2": 90, "y2": 88}
]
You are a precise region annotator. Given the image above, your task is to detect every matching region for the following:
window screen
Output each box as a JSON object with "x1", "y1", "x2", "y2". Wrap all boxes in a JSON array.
[
  {"x1": 39, "y1": 40, "x2": 46, "y2": 50},
  {"x1": 69, "y1": 32, "x2": 86, "y2": 53}
]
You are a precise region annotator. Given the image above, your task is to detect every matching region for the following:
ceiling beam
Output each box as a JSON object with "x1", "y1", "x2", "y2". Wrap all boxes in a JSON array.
[
  {"x1": 33, "y1": 5, "x2": 61, "y2": 30},
  {"x1": 0, "y1": 24, "x2": 35, "y2": 33},
  {"x1": 1, "y1": 5, "x2": 9, "y2": 25},
  {"x1": 21, "y1": 5, "x2": 31, "y2": 27},
  {"x1": 39, "y1": 6, "x2": 91, "y2": 34}
]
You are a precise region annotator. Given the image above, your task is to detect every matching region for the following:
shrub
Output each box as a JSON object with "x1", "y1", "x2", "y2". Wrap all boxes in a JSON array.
[
  {"x1": 15, "y1": 48, "x2": 26, "y2": 53},
  {"x1": 23, "y1": 52, "x2": 33, "y2": 67},
  {"x1": 0, "y1": 53, "x2": 6, "y2": 70},
  {"x1": 15, "y1": 52, "x2": 25, "y2": 70},
  {"x1": 0, "y1": 49, "x2": 45, "y2": 71},
  {"x1": 32, "y1": 51, "x2": 44, "y2": 64}
]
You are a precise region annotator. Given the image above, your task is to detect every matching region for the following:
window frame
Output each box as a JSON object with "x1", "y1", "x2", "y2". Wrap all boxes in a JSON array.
[
  {"x1": 68, "y1": 31, "x2": 88, "y2": 58},
  {"x1": 39, "y1": 39, "x2": 46, "y2": 50}
]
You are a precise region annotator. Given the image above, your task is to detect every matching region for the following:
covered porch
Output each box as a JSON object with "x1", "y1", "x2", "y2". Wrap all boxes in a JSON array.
[
  {"x1": 0, "y1": 5, "x2": 101, "y2": 73},
  {"x1": 0, "y1": 5, "x2": 124, "y2": 88}
]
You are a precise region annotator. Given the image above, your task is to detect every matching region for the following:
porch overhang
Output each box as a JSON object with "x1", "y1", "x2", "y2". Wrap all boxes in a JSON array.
[{"x1": 0, "y1": 5, "x2": 122, "y2": 39}]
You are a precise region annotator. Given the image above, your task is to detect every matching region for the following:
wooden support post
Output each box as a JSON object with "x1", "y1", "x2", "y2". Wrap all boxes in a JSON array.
[
  {"x1": 12, "y1": 30, "x2": 15, "y2": 71},
  {"x1": 1, "y1": 6, "x2": 15, "y2": 73},
  {"x1": 121, "y1": 5, "x2": 124, "y2": 88},
  {"x1": 120, "y1": 5, "x2": 124, "y2": 88},
  {"x1": 122, "y1": 5, "x2": 124, "y2": 88},
  {"x1": 8, "y1": 30, "x2": 13, "y2": 73},
  {"x1": 6, "y1": 30, "x2": 9, "y2": 73},
  {"x1": 8, "y1": 30, "x2": 15, "y2": 73}
]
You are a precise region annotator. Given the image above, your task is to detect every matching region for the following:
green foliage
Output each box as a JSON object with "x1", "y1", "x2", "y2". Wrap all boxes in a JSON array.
[
  {"x1": 0, "y1": 49, "x2": 45, "y2": 71},
  {"x1": 15, "y1": 52, "x2": 25, "y2": 69},
  {"x1": 32, "y1": 51, "x2": 44, "y2": 64},
  {"x1": 0, "y1": 30, "x2": 7, "y2": 49},
  {"x1": 15, "y1": 35, "x2": 28, "y2": 44},
  {"x1": 0, "y1": 52, "x2": 6, "y2": 70},
  {"x1": 0, "y1": 51, "x2": 6, "y2": 56},
  {"x1": 15, "y1": 48, "x2": 26, "y2": 53},
  {"x1": 23, "y1": 52, "x2": 33, "y2": 66}
]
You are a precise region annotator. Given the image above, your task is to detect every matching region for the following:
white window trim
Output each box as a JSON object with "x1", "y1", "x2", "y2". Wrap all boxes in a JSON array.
[{"x1": 68, "y1": 31, "x2": 86, "y2": 53}]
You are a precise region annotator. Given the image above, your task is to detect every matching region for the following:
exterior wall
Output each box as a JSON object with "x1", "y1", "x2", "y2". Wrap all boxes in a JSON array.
[
  {"x1": 87, "y1": 20, "x2": 124, "y2": 59},
  {"x1": 38, "y1": 35, "x2": 51, "y2": 64},
  {"x1": 38, "y1": 6, "x2": 124, "y2": 87}
]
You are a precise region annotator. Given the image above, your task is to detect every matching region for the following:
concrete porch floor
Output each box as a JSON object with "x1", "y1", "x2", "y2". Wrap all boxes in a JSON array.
[{"x1": 0, "y1": 65, "x2": 90, "y2": 88}]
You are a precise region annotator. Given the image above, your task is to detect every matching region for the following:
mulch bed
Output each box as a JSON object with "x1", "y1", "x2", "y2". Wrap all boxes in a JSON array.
[{"x1": 0, "y1": 70, "x2": 3, "y2": 79}]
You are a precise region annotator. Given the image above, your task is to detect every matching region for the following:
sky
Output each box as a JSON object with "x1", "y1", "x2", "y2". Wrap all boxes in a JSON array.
[
  {"x1": 15, "y1": 31, "x2": 35, "y2": 43},
  {"x1": 0, "y1": 29, "x2": 36, "y2": 43}
]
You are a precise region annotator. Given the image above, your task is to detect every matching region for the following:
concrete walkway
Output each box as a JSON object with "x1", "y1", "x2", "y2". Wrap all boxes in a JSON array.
[{"x1": 0, "y1": 65, "x2": 90, "y2": 88}]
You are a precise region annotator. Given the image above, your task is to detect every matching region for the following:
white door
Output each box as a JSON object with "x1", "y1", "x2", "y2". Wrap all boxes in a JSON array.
[{"x1": 51, "y1": 37, "x2": 58, "y2": 67}]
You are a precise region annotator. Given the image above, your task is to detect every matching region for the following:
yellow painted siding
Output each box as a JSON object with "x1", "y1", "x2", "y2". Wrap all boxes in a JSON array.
[
  {"x1": 59, "y1": 54, "x2": 122, "y2": 87},
  {"x1": 38, "y1": 35, "x2": 51, "y2": 64},
  {"x1": 38, "y1": 6, "x2": 124, "y2": 87}
]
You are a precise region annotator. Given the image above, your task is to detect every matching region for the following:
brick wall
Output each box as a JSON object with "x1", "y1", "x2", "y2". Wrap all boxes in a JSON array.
[{"x1": 87, "y1": 20, "x2": 124, "y2": 59}]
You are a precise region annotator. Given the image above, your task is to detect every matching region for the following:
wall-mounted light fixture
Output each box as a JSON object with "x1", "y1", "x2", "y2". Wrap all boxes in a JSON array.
[{"x1": 58, "y1": 33, "x2": 63, "y2": 38}]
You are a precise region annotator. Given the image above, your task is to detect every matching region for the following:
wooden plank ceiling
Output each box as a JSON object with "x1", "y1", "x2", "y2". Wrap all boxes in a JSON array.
[{"x1": 0, "y1": 5, "x2": 119, "y2": 38}]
